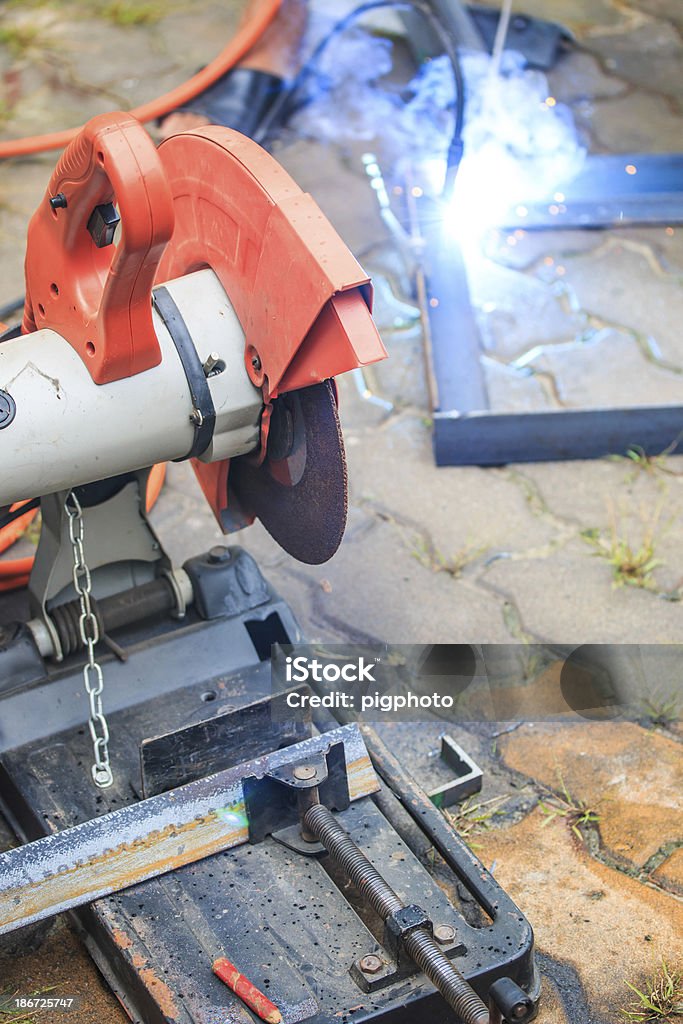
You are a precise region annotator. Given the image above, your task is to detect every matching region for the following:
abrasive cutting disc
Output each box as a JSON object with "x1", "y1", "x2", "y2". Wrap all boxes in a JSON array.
[{"x1": 229, "y1": 381, "x2": 348, "y2": 565}]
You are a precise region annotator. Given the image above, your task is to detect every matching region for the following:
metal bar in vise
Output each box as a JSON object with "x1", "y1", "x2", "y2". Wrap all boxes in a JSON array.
[{"x1": 0, "y1": 724, "x2": 378, "y2": 936}]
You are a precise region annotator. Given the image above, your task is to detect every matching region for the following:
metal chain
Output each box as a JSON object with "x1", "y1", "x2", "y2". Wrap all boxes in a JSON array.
[{"x1": 64, "y1": 491, "x2": 114, "y2": 789}]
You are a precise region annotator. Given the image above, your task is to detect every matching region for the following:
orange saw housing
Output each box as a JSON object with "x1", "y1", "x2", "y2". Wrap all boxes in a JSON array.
[{"x1": 20, "y1": 112, "x2": 387, "y2": 531}]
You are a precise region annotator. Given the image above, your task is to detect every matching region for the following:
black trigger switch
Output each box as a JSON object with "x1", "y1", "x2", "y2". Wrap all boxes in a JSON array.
[{"x1": 87, "y1": 203, "x2": 120, "y2": 248}]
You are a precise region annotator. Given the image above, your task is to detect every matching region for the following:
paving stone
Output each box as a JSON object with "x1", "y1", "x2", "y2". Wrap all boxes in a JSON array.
[
  {"x1": 585, "y1": 91, "x2": 683, "y2": 153},
  {"x1": 516, "y1": 457, "x2": 683, "y2": 531},
  {"x1": 469, "y1": 256, "x2": 586, "y2": 359},
  {"x1": 367, "y1": 275, "x2": 420, "y2": 334},
  {"x1": 508, "y1": 461, "x2": 683, "y2": 595},
  {"x1": 465, "y1": 654, "x2": 591, "y2": 723},
  {"x1": 548, "y1": 49, "x2": 629, "y2": 104},
  {"x1": 481, "y1": 535, "x2": 683, "y2": 642},
  {"x1": 524, "y1": 327, "x2": 683, "y2": 408},
  {"x1": 369, "y1": 325, "x2": 430, "y2": 409},
  {"x1": 498, "y1": 720, "x2": 683, "y2": 867},
  {"x1": 280, "y1": 511, "x2": 516, "y2": 643},
  {"x1": 532, "y1": 976, "x2": 571, "y2": 1024},
  {"x1": 585, "y1": 19, "x2": 683, "y2": 103},
  {"x1": 652, "y1": 846, "x2": 683, "y2": 892},
  {"x1": 560, "y1": 241, "x2": 683, "y2": 366},
  {"x1": 376, "y1": 717, "x2": 556, "y2": 822},
  {"x1": 481, "y1": 227, "x2": 603, "y2": 273},
  {"x1": 0, "y1": 1, "x2": 237, "y2": 145},
  {"x1": 341, "y1": 407, "x2": 560, "y2": 561},
  {"x1": 466, "y1": 645, "x2": 682, "y2": 724},
  {"x1": 1, "y1": 1, "x2": 683, "y2": 1021},
  {"x1": 0, "y1": 159, "x2": 57, "y2": 306},
  {"x1": 477, "y1": 813, "x2": 683, "y2": 1021},
  {"x1": 151, "y1": 461, "x2": 515, "y2": 643},
  {"x1": 631, "y1": 0, "x2": 683, "y2": 31},
  {"x1": 619, "y1": 225, "x2": 683, "y2": 275},
  {"x1": 482, "y1": 356, "x2": 556, "y2": 411}
]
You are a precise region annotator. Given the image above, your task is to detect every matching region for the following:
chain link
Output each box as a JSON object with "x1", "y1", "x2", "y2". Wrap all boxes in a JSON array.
[{"x1": 64, "y1": 491, "x2": 114, "y2": 789}]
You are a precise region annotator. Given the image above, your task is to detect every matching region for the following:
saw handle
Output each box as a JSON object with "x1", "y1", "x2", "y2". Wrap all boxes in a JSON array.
[{"x1": 22, "y1": 112, "x2": 175, "y2": 384}]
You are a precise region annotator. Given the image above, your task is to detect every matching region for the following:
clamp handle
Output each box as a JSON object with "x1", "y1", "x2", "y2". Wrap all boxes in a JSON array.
[{"x1": 22, "y1": 112, "x2": 175, "y2": 384}]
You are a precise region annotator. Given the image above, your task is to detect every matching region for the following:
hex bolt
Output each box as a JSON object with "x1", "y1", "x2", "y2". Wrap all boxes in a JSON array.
[
  {"x1": 359, "y1": 954, "x2": 383, "y2": 975},
  {"x1": 202, "y1": 352, "x2": 222, "y2": 377},
  {"x1": 434, "y1": 924, "x2": 456, "y2": 945},
  {"x1": 293, "y1": 765, "x2": 317, "y2": 781},
  {"x1": 303, "y1": 804, "x2": 489, "y2": 1024}
]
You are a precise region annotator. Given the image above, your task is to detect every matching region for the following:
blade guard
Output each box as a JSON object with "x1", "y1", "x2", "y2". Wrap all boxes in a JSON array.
[
  {"x1": 157, "y1": 126, "x2": 386, "y2": 402},
  {"x1": 22, "y1": 112, "x2": 175, "y2": 384},
  {"x1": 156, "y1": 126, "x2": 387, "y2": 529}
]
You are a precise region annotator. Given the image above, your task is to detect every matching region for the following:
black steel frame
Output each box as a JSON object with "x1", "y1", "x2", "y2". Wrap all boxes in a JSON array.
[{"x1": 419, "y1": 154, "x2": 683, "y2": 466}]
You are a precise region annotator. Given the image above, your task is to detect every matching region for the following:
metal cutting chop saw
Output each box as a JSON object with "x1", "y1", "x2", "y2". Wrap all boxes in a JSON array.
[
  {"x1": 5, "y1": 111, "x2": 382, "y2": 565},
  {"x1": 0, "y1": 115, "x2": 539, "y2": 1024}
]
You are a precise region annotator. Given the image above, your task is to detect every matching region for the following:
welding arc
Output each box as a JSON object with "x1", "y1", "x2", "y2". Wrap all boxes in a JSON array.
[
  {"x1": 0, "y1": 0, "x2": 281, "y2": 159},
  {"x1": 304, "y1": 803, "x2": 490, "y2": 1024},
  {"x1": 229, "y1": 381, "x2": 348, "y2": 565}
]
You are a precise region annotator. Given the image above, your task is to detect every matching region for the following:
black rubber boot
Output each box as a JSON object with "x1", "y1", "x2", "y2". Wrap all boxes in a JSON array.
[{"x1": 169, "y1": 67, "x2": 286, "y2": 137}]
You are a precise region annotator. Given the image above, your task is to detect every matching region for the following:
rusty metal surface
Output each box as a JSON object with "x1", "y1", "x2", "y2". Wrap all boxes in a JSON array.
[
  {"x1": 0, "y1": 724, "x2": 377, "y2": 936},
  {"x1": 229, "y1": 381, "x2": 348, "y2": 565},
  {"x1": 90, "y1": 797, "x2": 489, "y2": 1024}
]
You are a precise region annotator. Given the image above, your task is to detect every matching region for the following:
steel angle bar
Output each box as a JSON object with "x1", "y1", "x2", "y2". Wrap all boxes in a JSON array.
[
  {"x1": 415, "y1": 194, "x2": 683, "y2": 465},
  {"x1": 499, "y1": 153, "x2": 683, "y2": 230},
  {"x1": 0, "y1": 723, "x2": 377, "y2": 936},
  {"x1": 428, "y1": 735, "x2": 483, "y2": 809}
]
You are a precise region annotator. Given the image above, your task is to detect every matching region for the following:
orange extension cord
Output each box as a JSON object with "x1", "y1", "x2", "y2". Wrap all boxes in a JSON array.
[
  {"x1": 0, "y1": 0, "x2": 281, "y2": 159},
  {"x1": 0, "y1": 464, "x2": 167, "y2": 592}
]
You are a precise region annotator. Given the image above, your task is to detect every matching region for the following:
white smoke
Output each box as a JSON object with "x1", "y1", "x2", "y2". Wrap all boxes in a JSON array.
[{"x1": 291, "y1": 29, "x2": 586, "y2": 222}]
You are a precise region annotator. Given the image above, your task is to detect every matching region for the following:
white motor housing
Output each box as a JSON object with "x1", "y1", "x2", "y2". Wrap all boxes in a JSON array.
[{"x1": 0, "y1": 269, "x2": 263, "y2": 507}]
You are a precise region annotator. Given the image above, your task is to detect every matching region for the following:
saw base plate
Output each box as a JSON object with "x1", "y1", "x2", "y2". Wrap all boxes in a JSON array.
[{"x1": 0, "y1": 555, "x2": 538, "y2": 1024}]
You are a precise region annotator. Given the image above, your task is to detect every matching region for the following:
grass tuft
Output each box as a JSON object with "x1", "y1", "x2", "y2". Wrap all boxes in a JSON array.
[
  {"x1": 411, "y1": 534, "x2": 488, "y2": 579},
  {"x1": 99, "y1": 1, "x2": 165, "y2": 26},
  {"x1": 538, "y1": 770, "x2": 600, "y2": 843},
  {"x1": 581, "y1": 502, "x2": 666, "y2": 590},
  {"x1": 610, "y1": 440, "x2": 682, "y2": 483},
  {"x1": 0, "y1": 23, "x2": 42, "y2": 57},
  {"x1": 640, "y1": 691, "x2": 680, "y2": 729},
  {"x1": 445, "y1": 794, "x2": 508, "y2": 844},
  {"x1": 620, "y1": 960, "x2": 683, "y2": 1022}
]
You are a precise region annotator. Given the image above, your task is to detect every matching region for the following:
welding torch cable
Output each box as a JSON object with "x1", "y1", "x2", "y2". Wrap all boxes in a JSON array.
[
  {"x1": 0, "y1": 0, "x2": 281, "y2": 159},
  {"x1": 255, "y1": 0, "x2": 466, "y2": 193}
]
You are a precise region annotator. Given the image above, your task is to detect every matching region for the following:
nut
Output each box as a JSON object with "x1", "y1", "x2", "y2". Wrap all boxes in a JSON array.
[
  {"x1": 434, "y1": 924, "x2": 457, "y2": 945},
  {"x1": 293, "y1": 764, "x2": 317, "y2": 781},
  {"x1": 359, "y1": 954, "x2": 383, "y2": 975}
]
